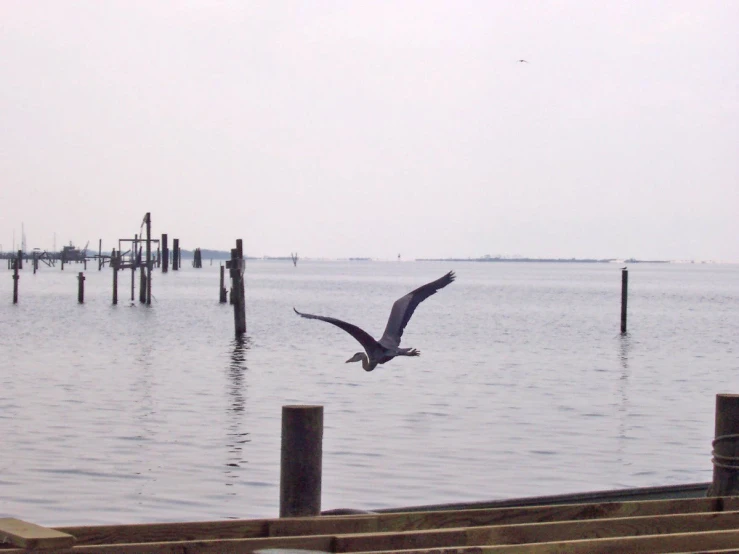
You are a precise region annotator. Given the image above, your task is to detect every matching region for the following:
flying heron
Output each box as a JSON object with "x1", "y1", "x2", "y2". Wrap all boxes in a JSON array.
[{"x1": 294, "y1": 271, "x2": 455, "y2": 372}]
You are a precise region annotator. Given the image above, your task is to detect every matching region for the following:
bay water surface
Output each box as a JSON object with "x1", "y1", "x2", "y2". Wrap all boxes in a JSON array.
[{"x1": 1, "y1": 260, "x2": 737, "y2": 525}]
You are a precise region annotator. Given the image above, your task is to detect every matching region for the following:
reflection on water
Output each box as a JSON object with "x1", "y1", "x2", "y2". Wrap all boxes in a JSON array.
[{"x1": 225, "y1": 336, "x2": 250, "y2": 485}]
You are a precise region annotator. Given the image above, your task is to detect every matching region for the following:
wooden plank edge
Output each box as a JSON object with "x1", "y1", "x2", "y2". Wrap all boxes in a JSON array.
[
  {"x1": 0, "y1": 518, "x2": 75, "y2": 550},
  {"x1": 332, "y1": 510, "x2": 739, "y2": 552},
  {"x1": 348, "y1": 527, "x2": 739, "y2": 554}
]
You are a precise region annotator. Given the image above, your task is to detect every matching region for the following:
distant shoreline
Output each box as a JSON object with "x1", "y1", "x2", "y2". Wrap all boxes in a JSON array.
[{"x1": 415, "y1": 257, "x2": 670, "y2": 264}]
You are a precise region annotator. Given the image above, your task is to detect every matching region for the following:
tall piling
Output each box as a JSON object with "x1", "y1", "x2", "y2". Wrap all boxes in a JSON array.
[
  {"x1": 620, "y1": 267, "x2": 628, "y2": 334},
  {"x1": 77, "y1": 272, "x2": 85, "y2": 304},
  {"x1": 173, "y1": 239, "x2": 179, "y2": 271},
  {"x1": 709, "y1": 394, "x2": 739, "y2": 497},
  {"x1": 112, "y1": 249, "x2": 118, "y2": 305},
  {"x1": 219, "y1": 265, "x2": 227, "y2": 303},
  {"x1": 33, "y1": 252, "x2": 38, "y2": 274},
  {"x1": 145, "y1": 212, "x2": 152, "y2": 305},
  {"x1": 17, "y1": 250, "x2": 23, "y2": 270},
  {"x1": 230, "y1": 243, "x2": 246, "y2": 336},
  {"x1": 162, "y1": 234, "x2": 169, "y2": 273},
  {"x1": 280, "y1": 405, "x2": 323, "y2": 517},
  {"x1": 12, "y1": 257, "x2": 19, "y2": 304},
  {"x1": 131, "y1": 235, "x2": 137, "y2": 302},
  {"x1": 98, "y1": 239, "x2": 102, "y2": 271}
]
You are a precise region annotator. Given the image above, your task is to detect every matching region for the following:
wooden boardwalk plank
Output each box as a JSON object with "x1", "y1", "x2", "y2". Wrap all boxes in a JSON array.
[
  {"x1": 0, "y1": 517, "x2": 75, "y2": 550},
  {"x1": 354, "y1": 528, "x2": 739, "y2": 554},
  {"x1": 270, "y1": 496, "x2": 722, "y2": 538},
  {"x1": 333, "y1": 511, "x2": 739, "y2": 552}
]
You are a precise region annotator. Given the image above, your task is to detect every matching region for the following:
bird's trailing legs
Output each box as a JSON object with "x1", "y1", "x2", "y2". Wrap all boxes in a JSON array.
[{"x1": 400, "y1": 348, "x2": 420, "y2": 357}]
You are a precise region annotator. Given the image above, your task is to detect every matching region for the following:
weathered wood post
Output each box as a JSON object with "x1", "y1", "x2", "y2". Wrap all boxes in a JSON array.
[
  {"x1": 709, "y1": 394, "x2": 739, "y2": 497},
  {"x1": 77, "y1": 272, "x2": 85, "y2": 304},
  {"x1": 219, "y1": 265, "x2": 227, "y2": 303},
  {"x1": 280, "y1": 405, "x2": 323, "y2": 517},
  {"x1": 161, "y1": 234, "x2": 169, "y2": 273},
  {"x1": 131, "y1": 235, "x2": 137, "y2": 302},
  {"x1": 112, "y1": 249, "x2": 118, "y2": 305},
  {"x1": 145, "y1": 212, "x2": 152, "y2": 305},
  {"x1": 137, "y1": 245, "x2": 145, "y2": 304},
  {"x1": 236, "y1": 239, "x2": 246, "y2": 316},
  {"x1": 98, "y1": 239, "x2": 102, "y2": 271},
  {"x1": 620, "y1": 267, "x2": 628, "y2": 334},
  {"x1": 12, "y1": 257, "x2": 19, "y2": 304},
  {"x1": 17, "y1": 250, "x2": 23, "y2": 270},
  {"x1": 230, "y1": 245, "x2": 246, "y2": 336},
  {"x1": 33, "y1": 252, "x2": 37, "y2": 274},
  {"x1": 172, "y1": 239, "x2": 179, "y2": 271}
]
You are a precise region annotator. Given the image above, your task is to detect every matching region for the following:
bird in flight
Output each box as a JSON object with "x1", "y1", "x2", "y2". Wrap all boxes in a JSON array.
[
  {"x1": 294, "y1": 271, "x2": 455, "y2": 372},
  {"x1": 517, "y1": 59, "x2": 529, "y2": 63}
]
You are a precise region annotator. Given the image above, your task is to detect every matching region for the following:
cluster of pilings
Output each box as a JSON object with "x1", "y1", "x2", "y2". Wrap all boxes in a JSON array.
[{"x1": 7, "y1": 215, "x2": 249, "y2": 335}]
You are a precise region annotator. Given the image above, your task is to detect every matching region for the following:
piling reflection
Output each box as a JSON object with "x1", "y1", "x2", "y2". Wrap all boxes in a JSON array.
[
  {"x1": 225, "y1": 336, "x2": 251, "y2": 488},
  {"x1": 616, "y1": 333, "x2": 632, "y2": 464}
]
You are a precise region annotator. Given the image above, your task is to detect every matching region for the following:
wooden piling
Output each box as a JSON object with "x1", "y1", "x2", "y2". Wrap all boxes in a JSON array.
[
  {"x1": 139, "y1": 264, "x2": 146, "y2": 303},
  {"x1": 77, "y1": 272, "x2": 85, "y2": 304},
  {"x1": 12, "y1": 256, "x2": 19, "y2": 304},
  {"x1": 112, "y1": 249, "x2": 118, "y2": 305},
  {"x1": 173, "y1": 239, "x2": 179, "y2": 271},
  {"x1": 620, "y1": 267, "x2": 628, "y2": 334},
  {"x1": 709, "y1": 394, "x2": 739, "y2": 497},
  {"x1": 280, "y1": 405, "x2": 323, "y2": 517},
  {"x1": 98, "y1": 239, "x2": 102, "y2": 271},
  {"x1": 17, "y1": 250, "x2": 23, "y2": 270},
  {"x1": 33, "y1": 253, "x2": 37, "y2": 274},
  {"x1": 230, "y1": 243, "x2": 246, "y2": 335},
  {"x1": 162, "y1": 234, "x2": 169, "y2": 273},
  {"x1": 131, "y1": 235, "x2": 137, "y2": 302},
  {"x1": 145, "y1": 212, "x2": 152, "y2": 305},
  {"x1": 219, "y1": 265, "x2": 227, "y2": 303}
]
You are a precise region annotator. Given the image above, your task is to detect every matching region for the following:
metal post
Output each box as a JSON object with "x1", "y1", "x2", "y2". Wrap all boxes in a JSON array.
[{"x1": 280, "y1": 405, "x2": 323, "y2": 517}]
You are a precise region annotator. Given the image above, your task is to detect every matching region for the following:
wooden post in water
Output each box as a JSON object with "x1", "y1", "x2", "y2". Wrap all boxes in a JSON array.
[
  {"x1": 280, "y1": 405, "x2": 323, "y2": 517},
  {"x1": 230, "y1": 246, "x2": 246, "y2": 335},
  {"x1": 236, "y1": 239, "x2": 246, "y2": 317},
  {"x1": 145, "y1": 212, "x2": 152, "y2": 305},
  {"x1": 138, "y1": 246, "x2": 146, "y2": 303},
  {"x1": 709, "y1": 394, "x2": 739, "y2": 497},
  {"x1": 98, "y1": 239, "x2": 102, "y2": 271},
  {"x1": 12, "y1": 256, "x2": 19, "y2": 304},
  {"x1": 172, "y1": 239, "x2": 179, "y2": 271},
  {"x1": 33, "y1": 252, "x2": 37, "y2": 274},
  {"x1": 77, "y1": 272, "x2": 85, "y2": 304},
  {"x1": 620, "y1": 267, "x2": 628, "y2": 334},
  {"x1": 131, "y1": 234, "x2": 137, "y2": 302},
  {"x1": 112, "y1": 248, "x2": 118, "y2": 305},
  {"x1": 17, "y1": 250, "x2": 23, "y2": 270},
  {"x1": 219, "y1": 265, "x2": 227, "y2": 303},
  {"x1": 161, "y1": 234, "x2": 169, "y2": 273}
]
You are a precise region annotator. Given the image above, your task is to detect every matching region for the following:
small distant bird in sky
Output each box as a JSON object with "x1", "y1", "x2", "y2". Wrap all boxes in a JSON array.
[{"x1": 517, "y1": 59, "x2": 528, "y2": 63}]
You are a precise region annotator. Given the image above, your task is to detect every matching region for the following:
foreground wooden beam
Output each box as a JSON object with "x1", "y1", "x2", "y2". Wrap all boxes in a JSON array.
[{"x1": 0, "y1": 517, "x2": 75, "y2": 550}]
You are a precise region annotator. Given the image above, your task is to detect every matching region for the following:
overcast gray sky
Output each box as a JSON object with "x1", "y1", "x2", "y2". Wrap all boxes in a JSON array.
[{"x1": 1, "y1": 1, "x2": 737, "y2": 261}]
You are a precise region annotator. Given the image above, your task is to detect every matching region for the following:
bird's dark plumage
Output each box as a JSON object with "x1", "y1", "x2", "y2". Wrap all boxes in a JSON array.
[{"x1": 294, "y1": 271, "x2": 455, "y2": 371}]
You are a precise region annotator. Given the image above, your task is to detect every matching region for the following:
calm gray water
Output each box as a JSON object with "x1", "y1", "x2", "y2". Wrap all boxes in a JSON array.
[{"x1": 1, "y1": 260, "x2": 737, "y2": 525}]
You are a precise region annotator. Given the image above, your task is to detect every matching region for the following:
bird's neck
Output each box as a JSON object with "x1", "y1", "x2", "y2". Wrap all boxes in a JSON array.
[{"x1": 360, "y1": 354, "x2": 377, "y2": 372}]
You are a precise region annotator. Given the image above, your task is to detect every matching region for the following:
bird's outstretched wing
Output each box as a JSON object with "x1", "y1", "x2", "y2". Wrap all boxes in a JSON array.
[
  {"x1": 294, "y1": 308, "x2": 381, "y2": 356},
  {"x1": 378, "y1": 271, "x2": 455, "y2": 350}
]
